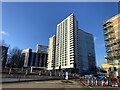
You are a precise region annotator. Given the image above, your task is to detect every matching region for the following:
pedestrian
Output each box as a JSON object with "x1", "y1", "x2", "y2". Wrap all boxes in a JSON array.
[{"x1": 65, "y1": 71, "x2": 68, "y2": 80}]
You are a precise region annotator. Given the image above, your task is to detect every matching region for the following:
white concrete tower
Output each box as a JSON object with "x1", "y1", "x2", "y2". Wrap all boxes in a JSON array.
[
  {"x1": 55, "y1": 13, "x2": 78, "y2": 71},
  {"x1": 47, "y1": 35, "x2": 56, "y2": 70}
]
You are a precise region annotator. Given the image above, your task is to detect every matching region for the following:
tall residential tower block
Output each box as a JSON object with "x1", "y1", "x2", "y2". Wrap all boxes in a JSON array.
[{"x1": 47, "y1": 14, "x2": 96, "y2": 74}]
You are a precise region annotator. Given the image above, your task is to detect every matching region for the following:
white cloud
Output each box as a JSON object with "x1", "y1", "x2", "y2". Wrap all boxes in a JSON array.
[{"x1": 0, "y1": 31, "x2": 8, "y2": 36}]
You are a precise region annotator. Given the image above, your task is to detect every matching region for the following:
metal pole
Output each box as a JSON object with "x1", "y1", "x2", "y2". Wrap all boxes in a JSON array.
[
  {"x1": 39, "y1": 71, "x2": 41, "y2": 76},
  {"x1": 9, "y1": 68, "x2": 11, "y2": 75},
  {"x1": 26, "y1": 69, "x2": 28, "y2": 75},
  {"x1": 50, "y1": 71, "x2": 51, "y2": 76},
  {"x1": 30, "y1": 67, "x2": 33, "y2": 73}
]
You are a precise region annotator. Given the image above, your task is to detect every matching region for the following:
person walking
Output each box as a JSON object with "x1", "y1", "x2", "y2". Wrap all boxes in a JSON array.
[{"x1": 65, "y1": 71, "x2": 68, "y2": 80}]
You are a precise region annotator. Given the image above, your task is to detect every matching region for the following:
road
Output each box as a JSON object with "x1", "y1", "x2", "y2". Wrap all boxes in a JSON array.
[
  {"x1": 2, "y1": 79, "x2": 87, "y2": 88},
  {"x1": 1, "y1": 79, "x2": 119, "y2": 90}
]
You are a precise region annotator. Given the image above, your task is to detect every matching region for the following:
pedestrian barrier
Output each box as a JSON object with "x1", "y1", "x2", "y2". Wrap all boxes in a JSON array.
[
  {"x1": 87, "y1": 80, "x2": 90, "y2": 86},
  {"x1": 82, "y1": 76, "x2": 120, "y2": 87},
  {"x1": 91, "y1": 80, "x2": 94, "y2": 86},
  {"x1": 101, "y1": 79, "x2": 105, "y2": 86},
  {"x1": 95, "y1": 80, "x2": 98, "y2": 86},
  {"x1": 111, "y1": 78, "x2": 119, "y2": 87},
  {"x1": 105, "y1": 80, "x2": 108, "y2": 86},
  {"x1": 115, "y1": 82, "x2": 118, "y2": 87},
  {"x1": 93, "y1": 78, "x2": 96, "y2": 86}
]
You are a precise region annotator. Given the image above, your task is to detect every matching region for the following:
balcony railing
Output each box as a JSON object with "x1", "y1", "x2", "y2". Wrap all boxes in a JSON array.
[
  {"x1": 103, "y1": 25, "x2": 113, "y2": 30},
  {"x1": 107, "y1": 49, "x2": 112, "y2": 53},
  {"x1": 105, "y1": 55, "x2": 120, "y2": 61},
  {"x1": 114, "y1": 47, "x2": 120, "y2": 51},
  {"x1": 104, "y1": 29, "x2": 114, "y2": 35},
  {"x1": 104, "y1": 55, "x2": 114, "y2": 60},
  {"x1": 105, "y1": 43, "x2": 109, "y2": 47},
  {"x1": 105, "y1": 36, "x2": 114, "y2": 41},
  {"x1": 103, "y1": 21, "x2": 112, "y2": 26},
  {"x1": 105, "y1": 40, "x2": 119, "y2": 47},
  {"x1": 106, "y1": 47, "x2": 120, "y2": 53},
  {"x1": 117, "y1": 39, "x2": 120, "y2": 43}
]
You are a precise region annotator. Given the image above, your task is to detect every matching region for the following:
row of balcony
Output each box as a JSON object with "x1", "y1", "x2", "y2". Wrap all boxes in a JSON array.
[
  {"x1": 105, "y1": 39, "x2": 120, "y2": 47},
  {"x1": 104, "y1": 28, "x2": 114, "y2": 35},
  {"x1": 105, "y1": 36, "x2": 115, "y2": 41},
  {"x1": 105, "y1": 55, "x2": 120, "y2": 60},
  {"x1": 103, "y1": 25, "x2": 113, "y2": 30},
  {"x1": 107, "y1": 47, "x2": 120, "y2": 53},
  {"x1": 103, "y1": 21, "x2": 112, "y2": 29}
]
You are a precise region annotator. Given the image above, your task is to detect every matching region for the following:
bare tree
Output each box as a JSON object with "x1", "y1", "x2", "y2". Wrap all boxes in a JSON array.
[
  {"x1": 0, "y1": 40, "x2": 10, "y2": 47},
  {"x1": 7, "y1": 47, "x2": 24, "y2": 68}
]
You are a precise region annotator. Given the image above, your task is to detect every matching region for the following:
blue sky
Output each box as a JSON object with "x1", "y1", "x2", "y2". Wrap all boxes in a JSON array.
[{"x1": 2, "y1": 2, "x2": 119, "y2": 67}]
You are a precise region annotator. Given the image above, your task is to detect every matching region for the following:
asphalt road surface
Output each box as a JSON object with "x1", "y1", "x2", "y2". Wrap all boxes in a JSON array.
[
  {"x1": 1, "y1": 80, "x2": 119, "y2": 90},
  {"x1": 2, "y1": 80, "x2": 86, "y2": 88}
]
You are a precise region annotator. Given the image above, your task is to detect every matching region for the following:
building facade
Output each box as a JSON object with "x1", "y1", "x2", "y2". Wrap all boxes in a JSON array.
[
  {"x1": 77, "y1": 29, "x2": 96, "y2": 74},
  {"x1": 22, "y1": 45, "x2": 48, "y2": 68},
  {"x1": 103, "y1": 14, "x2": 120, "y2": 77},
  {"x1": 22, "y1": 48, "x2": 32, "y2": 67},
  {"x1": 0, "y1": 45, "x2": 8, "y2": 68},
  {"x1": 47, "y1": 35, "x2": 56, "y2": 70},
  {"x1": 55, "y1": 13, "x2": 78, "y2": 72},
  {"x1": 47, "y1": 13, "x2": 96, "y2": 74},
  {"x1": 36, "y1": 44, "x2": 48, "y2": 53}
]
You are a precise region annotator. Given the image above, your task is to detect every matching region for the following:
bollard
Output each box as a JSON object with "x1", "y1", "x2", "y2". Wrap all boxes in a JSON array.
[
  {"x1": 91, "y1": 80, "x2": 94, "y2": 86},
  {"x1": 101, "y1": 79, "x2": 104, "y2": 86},
  {"x1": 95, "y1": 80, "x2": 98, "y2": 86},
  {"x1": 115, "y1": 82, "x2": 118, "y2": 87},
  {"x1": 105, "y1": 80, "x2": 108, "y2": 86},
  {"x1": 115, "y1": 79, "x2": 118, "y2": 87},
  {"x1": 87, "y1": 79, "x2": 90, "y2": 86}
]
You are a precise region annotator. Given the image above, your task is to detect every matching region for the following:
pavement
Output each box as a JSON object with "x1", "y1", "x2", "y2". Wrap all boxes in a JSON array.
[
  {"x1": 1, "y1": 76, "x2": 62, "y2": 83},
  {"x1": 1, "y1": 78, "x2": 120, "y2": 90}
]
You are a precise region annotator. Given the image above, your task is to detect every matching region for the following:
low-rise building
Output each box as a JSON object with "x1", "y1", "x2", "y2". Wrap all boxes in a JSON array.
[
  {"x1": 0, "y1": 45, "x2": 8, "y2": 68},
  {"x1": 22, "y1": 48, "x2": 32, "y2": 67},
  {"x1": 22, "y1": 44, "x2": 48, "y2": 68}
]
